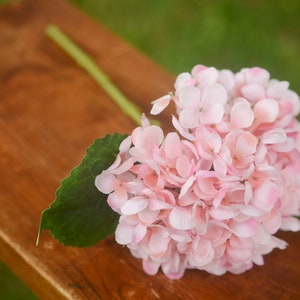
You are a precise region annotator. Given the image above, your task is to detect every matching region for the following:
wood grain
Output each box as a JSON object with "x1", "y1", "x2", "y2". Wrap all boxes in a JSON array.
[{"x1": 0, "y1": 0, "x2": 299, "y2": 299}]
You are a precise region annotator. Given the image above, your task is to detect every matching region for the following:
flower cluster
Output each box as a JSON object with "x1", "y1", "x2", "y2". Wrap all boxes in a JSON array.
[{"x1": 96, "y1": 65, "x2": 300, "y2": 279}]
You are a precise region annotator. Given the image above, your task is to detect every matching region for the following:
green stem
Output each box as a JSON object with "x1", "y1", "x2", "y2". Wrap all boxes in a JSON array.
[{"x1": 45, "y1": 24, "x2": 143, "y2": 125}]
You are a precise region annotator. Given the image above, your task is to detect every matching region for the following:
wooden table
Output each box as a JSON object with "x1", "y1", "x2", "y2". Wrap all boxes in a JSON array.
[{"x1": 0, "y1": 0, "x2": 299, "y2": 299}]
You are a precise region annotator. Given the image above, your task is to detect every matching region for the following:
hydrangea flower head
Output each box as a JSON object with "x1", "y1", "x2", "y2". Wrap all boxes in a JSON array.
[{"x1": 96, "y1": 65, "x2": 300, "y2": 279}]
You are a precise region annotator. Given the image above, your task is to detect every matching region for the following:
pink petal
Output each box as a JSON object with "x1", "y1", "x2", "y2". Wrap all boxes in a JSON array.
[
  {"x1": 149, "y1": 226, "x2": 170, "y2": 255},
  {"x1": 229, "y1": 235, "x2": 253, "y2": 249},
  {"x1": 218, "y1": 69, "x2": 235, "y2": 92},
  {"x1": 143, "y1": 169, "x2": 164, "y2": 191},
  {"x1": 176, "y1": 155, "x2": 193, "y2": 178},
  {"x1": 132, "y1": 125, "x2": 164, "y2": 149},
  {"x1": 178, "y1": 190, "x2": 198, "y2": 206},
  {"x1": 148, "y1": 198, "x2": 172, "y2": 210},
  {"x1": 272, "y1": 137, "x2": 294, "y2": 152},
  {"x1": 129, "y1": 147, "x2": 151, "y2": 163},
  {"x1": 119, "y1": 136, "x2": 132, "y2": 152},
  {"x1": 244, "y1": 180, "x2": 253, "y2": 204},
  {"x1": 159, "y1": 189, "x2": 176, "y2": 206},
  {"x1": 245, "y1": 67, "x2": 270, "y2": 84},
  {"x1": 113, "y1": 157, "x2": 135, "y2": 175},
  {"x1": 283, "y1": 90, "x2": 300, "y2": 115},
  {"x1": 190, "y1": 238, "x2": 214, "y2": 266},
  {"x1": 150, "y1": 94, "x2": 171, "y2": 115},
  {"x1": 169, "y1": 207, "x2": 195, "y2": 230},
  {"x1": 212, "y1": 188, "x2": 227, "y2": 207},
  {"x1": 227, "y1": 246, "x2": 252, "y2": 261},
  {"x1": 252, "y1": 254, "x2": 264, "y2": 266},
  {"x1": 241, "y1": 204, "x2": 265, "y2": 217},
  {"x1": 196, "y1": 126, "x2": 222, "y2": 156},
  {"x1": 177, "y1": 85, "x2": 201, "y2": 109},
  {"x1": 161, "y1": 252, "x2": 186, "y2": 279},
  {"x1": 280, "y1": 217, "x2": 300, "y2": 231},
  {"x1": 252, "y1": 225, "x2": 272, "y2": 245},
  {"x1": 171, "y1": 231, "x2": 192, "y2": 243},
  {"x1": 267, "y1": 81, "x2": 289, "y2": 98},
  {"x1": 241, "y1": 84, "x2": 265, "y2": 102},
  {"x1": 205, "y1": 221, "x2": 229, "y2": 244},
  {"x1": 210, "y1": 131, "x2": 223, "y2": 153},
  {"x1": 271, "y1": 236, "x2": 288, "y2": 250},
  {"x1": 115, "y1": 223, "x2": 133, "y2": 245},
  {"x1": 141, "y1": 113, "x2": 150, "y2": 127},
  {"x1": 191, "y1": 64, "x2": 207, "y2": 77},
  {"x1": 174, "y1": 72, "x2": 193, "y2": 89},
  {"x1": 201, "y1": 103, "x2": 224, "y2": 124},
  {"x1": 121, "y1": 196, "x2": 148, "y2": 215},
  {"x1": 138, "y1": 209, "x2": 160, "y2": 224},
  {"x1": 213, "y1": 155, "x2": 227, "y2": 177},
  {"x1": 141, "y1": 126, "x2": 164, "y2": 148},
  {"x1": 107, "y1": 189, "x2": 128, "y2": 211},
  {"x1": 262, "y1": 209, "x2": 281, "y2": 234},
  {"x1": 163, "y1": 132, "x2": 181, "y2": 158},
  {"x1": 179, "y1": 176, "x2": 196, "y2": 198},
  {"x1": 195, "y1": 177, "x2": 216, "y2": 197},
  {"x1": 201, "y1": 83, "x2": 227, "y2": 110},
  {"x1": 209, "y1": 206, "x2": 238, "y2": 220},
  {"x1": 132, "y1": 224, "x2": 147, "y2": 244},
  {"x1": 142, "y1": 260, "x2": 160, "y2": 275},
  {"x1": 242, "y1": 163, "x2": 255, "y2": 181},
  {"x1": 230, "y1": 99, "x2": 254, "y2": 128},
  {"x1": 172, "y1": 116, "x2": 196, "y2": 140},
  {"x1": 235, "y1": 132, "x2": 258, "y2": 158},
  {"x1": 252, "y1": 181, "x2": 279, "y2": 211},
  {"x1": 229, "y1": 218, "x2": 257, "y2": 237},
  {"x1": 95, "y1": 173, "x2": 117, "y2": 194},
  {"x1": 253, "y1": 98, "x2": 279, "y2": 123},
  {"x1": 261, "y1": 129, "x2": 287, "y2": 144},
  {"x1": 195, "y1": 67, "x2": 219, "y2": 89},
  {"x1": 179, "y1": 109, "x2": 198, "y2": 128},
  {"x1": 192, "y1": 203, "x2": 207, "y2": 234},
  {"x1": 254, "y1": 144, "x2": 267, "y2": 164}
]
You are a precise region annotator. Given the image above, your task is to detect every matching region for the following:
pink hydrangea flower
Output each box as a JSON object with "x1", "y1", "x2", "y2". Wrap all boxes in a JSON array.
[{"x1": 96, "y1": 66, "x2": 300, "y2": 279}]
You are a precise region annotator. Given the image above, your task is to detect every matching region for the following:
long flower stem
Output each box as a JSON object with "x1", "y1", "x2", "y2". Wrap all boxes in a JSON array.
[{"x1": 45, "y1": 24, "x2": 143, "y2": 125}]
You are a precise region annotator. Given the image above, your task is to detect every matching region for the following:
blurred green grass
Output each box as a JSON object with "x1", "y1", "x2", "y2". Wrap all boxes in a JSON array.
[
  {"x1": 71, "y1": 0, "x2": 300, "y2": 93},
  {"x1": 0, "y1": 0, "x2": 299, "y2": 299}
]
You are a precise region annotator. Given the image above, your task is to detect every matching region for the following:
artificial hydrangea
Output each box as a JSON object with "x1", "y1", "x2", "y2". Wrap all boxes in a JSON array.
[{"x1": 96, "y1": 65, "x2": 300, "y2": 279}]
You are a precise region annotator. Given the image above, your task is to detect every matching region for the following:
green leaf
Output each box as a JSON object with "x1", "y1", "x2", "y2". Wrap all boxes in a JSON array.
[{"x1": 38, "y1": 133, "x2": 127, "y2": 247}]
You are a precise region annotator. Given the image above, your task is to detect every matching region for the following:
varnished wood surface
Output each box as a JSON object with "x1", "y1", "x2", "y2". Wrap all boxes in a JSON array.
[{"x1": 0, "y1": 0, "x2": 299, "y2": 299}]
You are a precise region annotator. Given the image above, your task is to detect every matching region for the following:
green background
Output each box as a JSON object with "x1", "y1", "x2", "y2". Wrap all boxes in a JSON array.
[
  {"x1": 0, "y1": 0, "x2": 299, "y2": 299},
  {"x1": 71, "y1": 0, "x2": 300, "y2": 93}
]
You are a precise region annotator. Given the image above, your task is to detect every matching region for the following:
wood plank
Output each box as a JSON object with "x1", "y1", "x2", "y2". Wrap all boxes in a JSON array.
[{"x1": 0, "y1": 0, "x2": 299, "y2": 299}]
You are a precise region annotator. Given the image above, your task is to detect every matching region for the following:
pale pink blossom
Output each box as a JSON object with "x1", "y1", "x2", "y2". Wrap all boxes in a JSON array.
[{"x1": 96, "y1": 65, "x2": 300, "y2": 279}]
